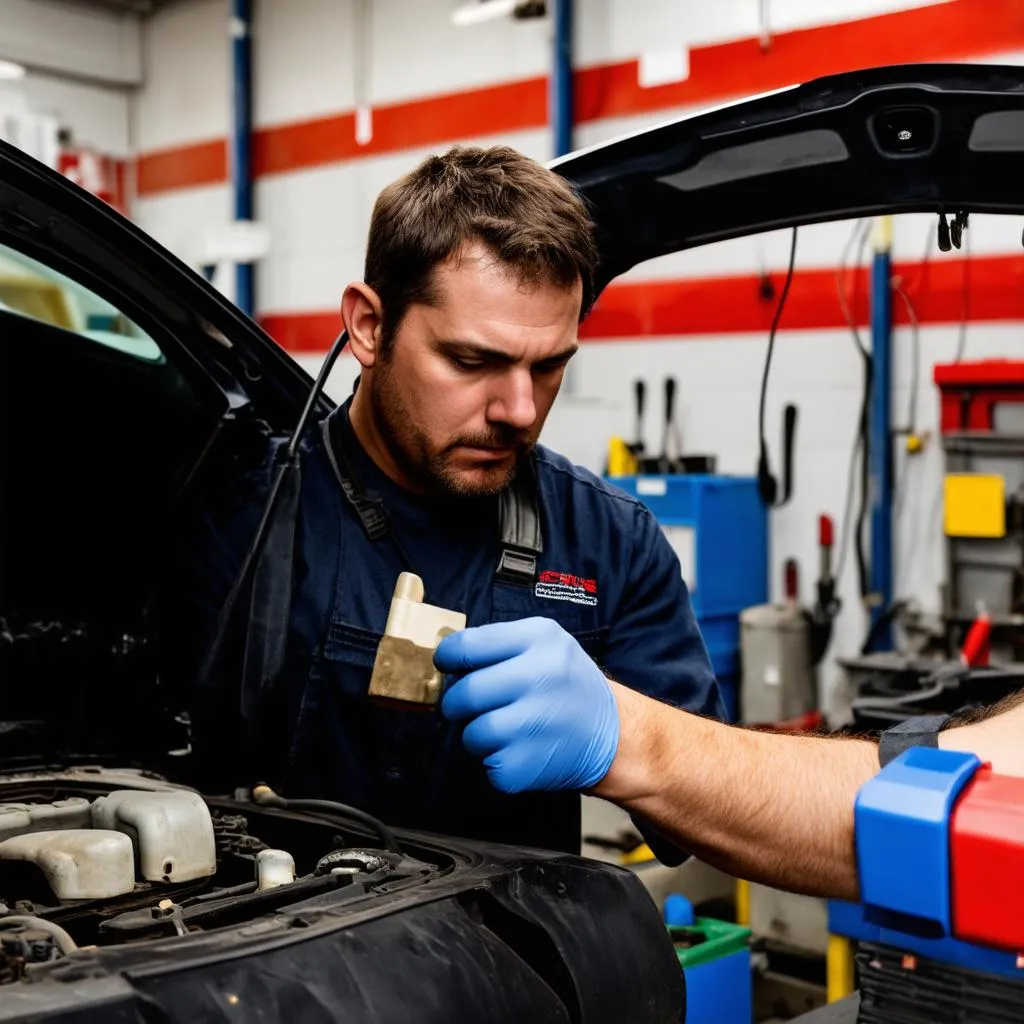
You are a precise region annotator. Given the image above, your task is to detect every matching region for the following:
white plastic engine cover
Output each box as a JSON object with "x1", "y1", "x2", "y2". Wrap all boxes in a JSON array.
[
  {"x1": 0, "y1": 829, "x2": 135, "y2": 899},
  {"x1": 0, "y1": 798, "x2": 92, "y2": 843},
  {"x1": 91, "y1": 790, "x2": 216, "y2": 883}
]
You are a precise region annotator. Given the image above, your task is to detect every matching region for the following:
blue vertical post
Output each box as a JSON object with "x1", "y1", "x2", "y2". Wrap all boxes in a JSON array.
[
  {"x1": 868, "y1": 217, "x2": 894, "y2": 648},
  {"x1": 551, "y1": 0, "x2": 573, "y2": 158},
  {"x1": 230, "y1": 0, "x2": 254, "y2": 317}
]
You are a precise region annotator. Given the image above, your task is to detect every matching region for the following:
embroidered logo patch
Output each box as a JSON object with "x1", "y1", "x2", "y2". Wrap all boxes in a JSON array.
[{"x1": 535, "y1": 569, "x2": 598, "y2": 607}]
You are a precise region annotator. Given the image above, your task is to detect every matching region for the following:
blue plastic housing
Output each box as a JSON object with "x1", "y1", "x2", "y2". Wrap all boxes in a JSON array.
[
  {"x1": 608, "y1": 474, "x2": 768, "y2": 721},
  {"x1": 855, "y1": 747, "x2": 981, "y2": 937}
]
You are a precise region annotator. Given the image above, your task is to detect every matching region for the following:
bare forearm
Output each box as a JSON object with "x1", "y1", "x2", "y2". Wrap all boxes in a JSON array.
[
  {"x1": 596, "y1": 683, "x2": 1024, "y2": 901},
  {"x1": 595, "y1": 684, "x2": 879, "y2": 901},
  {"x1": 939, "y1": 687, "x2": 1024, "y2": 775}
]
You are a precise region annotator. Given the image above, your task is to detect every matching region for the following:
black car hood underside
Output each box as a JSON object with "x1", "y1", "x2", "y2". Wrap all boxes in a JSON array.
[{"x1": 551, "y1": 63, "x2": 1024, "y2": 299}]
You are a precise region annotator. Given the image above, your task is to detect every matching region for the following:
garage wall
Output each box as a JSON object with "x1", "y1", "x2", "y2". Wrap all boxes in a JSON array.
[
  {"x1": 0, "y1": 0, "x2": 137, "y2": 200},
  {"x1": 127, "y1": 0, "x2": 1024, "y2": 703},
  {"x1": 0, "y1": 0, "x2": 142, "y2": 86}
]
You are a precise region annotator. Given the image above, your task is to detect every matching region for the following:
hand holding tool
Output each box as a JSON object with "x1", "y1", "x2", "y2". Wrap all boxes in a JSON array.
[
  {"x1": 436, "y1": 618, "x2": 619, "y2": 793},
  {"x1": 369, "y1": 572, "x2": 466, "y2": 709}
]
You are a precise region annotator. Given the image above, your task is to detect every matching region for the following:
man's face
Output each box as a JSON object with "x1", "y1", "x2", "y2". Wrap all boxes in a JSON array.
[{"x1": 366, "y1": 243, "x2": 582, "y2": 497}]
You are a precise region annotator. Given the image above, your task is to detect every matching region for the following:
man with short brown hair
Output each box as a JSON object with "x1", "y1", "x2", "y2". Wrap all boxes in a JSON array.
[{"x1": 180, "y1": 145, "x2": 724, "y2": 854}]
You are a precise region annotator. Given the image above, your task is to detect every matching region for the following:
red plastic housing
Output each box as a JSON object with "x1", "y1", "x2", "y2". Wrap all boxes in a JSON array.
[
  {"x1": 818, "y1": 514, "x2": 834, "y2": 549},
  {"x1": 933, "y1": 359, "x2": 1024, "y2": 434},
  {"x1": 950, "y1": 766, "x2": 1024, "y2": 952}
]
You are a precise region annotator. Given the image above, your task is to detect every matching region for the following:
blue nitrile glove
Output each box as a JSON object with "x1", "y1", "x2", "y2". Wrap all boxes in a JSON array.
[{"x1": 435, "y1": 617, "x2": 620, "y2": 794}]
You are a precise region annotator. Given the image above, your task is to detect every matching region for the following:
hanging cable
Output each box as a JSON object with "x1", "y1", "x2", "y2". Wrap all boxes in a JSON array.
[
  {"x1": 954, "y1": 224, "x2": 971, "y2": 362},
  {"x1": 891, "y1": 282, "x2": 921, "y2": 539},
  {"x1": 836, "y1": 219, "x2": 870, "y2": 357},
  {"x1": 833, "y1": 219, "x2": 873, "y2": 596},
  {"x1": 890, "y1": 225, "x2": 935, "y2": 599},
  {"x1": 197, "y1": 330, "x2": 350, "y2": 694},
  {"x1": 756, "y1": 226, "x2": 799, "y2": 505},
  {"x1": 893, "y1": 282, "x2": 922, "y2": 443}
]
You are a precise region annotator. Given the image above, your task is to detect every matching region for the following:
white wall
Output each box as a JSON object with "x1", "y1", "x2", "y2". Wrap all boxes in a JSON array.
[
  {"x1": 0, "y1": 0, "x2": 142, "y2": 85},
  {"x1": 131, "y1": 0, "x2": 229, "y2": 153},
  {"x1": 125, "y1": 0, "x2": 1024, "y2": 713},
  {"x1": 23, "y1": 73, "x2": 131, "y2": 156},
  {"x1": 0, "y1": 1, "x2": 136, "y2": 172}
]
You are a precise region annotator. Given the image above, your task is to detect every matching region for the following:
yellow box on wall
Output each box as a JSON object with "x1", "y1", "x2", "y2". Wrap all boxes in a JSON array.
[{"x1": 944, "y1": 474, "x2": 1006, "y2": 538}]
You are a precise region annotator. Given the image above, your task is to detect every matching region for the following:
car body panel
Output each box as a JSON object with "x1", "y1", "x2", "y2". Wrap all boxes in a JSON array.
[
  {"x1": 551, "y1": 63, "x2": 1024, "y2": 298},
  {"x1": 0, "y1": 770, "x2": 685, "y2": 1022}
]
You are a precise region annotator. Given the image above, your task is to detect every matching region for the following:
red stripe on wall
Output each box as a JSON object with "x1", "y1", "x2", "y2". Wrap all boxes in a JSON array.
[
  {"x1": 135, "y1": 0, "x2": 1024, "y2": 197},
  {"x1": 136, "y1": 139, "x2": 227, "y2": 196},
  {"x1": 259, "y1": 311, "x2": 345, "y2": 353},
  {"x1": 581, "y1": 255, "x2": 1024, "y2": 340},
  {"x1": 258, "y1": 253, "x2": 1024, "y2": 353},
  {"x1": 253, "y1": 78, "x2": 548, "y2": 177}
]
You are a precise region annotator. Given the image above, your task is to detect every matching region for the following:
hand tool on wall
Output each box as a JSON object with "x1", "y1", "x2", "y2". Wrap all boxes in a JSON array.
[
  {"x1": 757, "y1": 402, "x2": 798, "y2": 507},
  {"x1": 809, "y1": 513, "x2": 841, "y2": 666},
  {"x1": 605, "y1": 379, "x2": 645, "y2": 476},
  {"x1": 630, "y1": 379, "x2": 646, "y2": 463},
  {"x1": 658, "y1": 376, "x2": 679, "y2": 474}
]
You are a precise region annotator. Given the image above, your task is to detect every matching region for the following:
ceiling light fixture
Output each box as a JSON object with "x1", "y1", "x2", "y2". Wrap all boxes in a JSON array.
[
  {"x1": 0, "y1": 59, "x2": 27, "y2": 81},
  {"x1": 451, "y1": 0, "x2": 545, "y2": 27}
]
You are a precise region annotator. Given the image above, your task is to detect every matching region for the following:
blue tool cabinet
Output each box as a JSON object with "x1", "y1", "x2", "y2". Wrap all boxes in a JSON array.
[{"x1": 608, "y1": 474, "x2": 768, "y2": 722}]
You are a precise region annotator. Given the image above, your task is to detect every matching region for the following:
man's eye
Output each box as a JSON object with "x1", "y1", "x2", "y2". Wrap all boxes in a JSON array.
[
  {"x1": 534, "y1": 360, "x2": 566, "y2": 375},
  {"x1": 451, "y1": 355, "x2": 483, "y2": 371}
]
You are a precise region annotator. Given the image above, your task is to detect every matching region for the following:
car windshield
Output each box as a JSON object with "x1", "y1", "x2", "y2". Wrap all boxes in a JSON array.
[{"x1": 0, "y1": 242, "x2": 162, "y2": 362}]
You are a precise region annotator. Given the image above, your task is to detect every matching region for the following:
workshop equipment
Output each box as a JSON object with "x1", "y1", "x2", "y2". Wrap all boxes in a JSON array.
[
  {"x1": 658, "y1": 376, "x2": 717, "y2": 475},
  {"x1": 605, "y1": 380, "x2": 647, "y2": 476},
  {"x1": 368, "y1": 572, "x2": 466, "y2": 709},
  {"x1": 839, "y1": 653, "x2": 1024, "y2": 733},
  {"x1": 608, "y1": 378, "x2": 716, "y2": 478},
  {"x1": 740, "y1": 561, "x2": 818, "y2": 727},
  {"x1": 934, "y1": 359, "x2": 1024, "y2": 663},
  {"x1": 740, "y1": 518, "x2": 838, "y2": 727},
  {"x1": 828, "y1": 747, "x2": 1024, "y2": 1023},
  {"x1": 611, "y1": 473, "x2": 768, "y2": 721},
  {"x1": 664, "y1": 894, "x2": 753, "y2": 1024}
]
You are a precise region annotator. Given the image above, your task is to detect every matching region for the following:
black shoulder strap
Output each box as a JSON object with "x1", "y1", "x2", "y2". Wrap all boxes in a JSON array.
[
  {"x1": 322, "y1": 405, "x2": 543, "y2": 586},
  {"x1": 495, "y1": 455, "x2": 543, "y2": 587},
  {"x1": 322, "y1": 408, "x2": 390, "y2": 540}
]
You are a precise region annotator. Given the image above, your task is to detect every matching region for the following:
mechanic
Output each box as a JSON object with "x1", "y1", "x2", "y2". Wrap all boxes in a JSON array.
[
  {"x1": 435, "y1": 618, "x2": 1024, "y2": 901},
  {"x1": 174, "y1": 144, "x2": 724, "y2": 855}
]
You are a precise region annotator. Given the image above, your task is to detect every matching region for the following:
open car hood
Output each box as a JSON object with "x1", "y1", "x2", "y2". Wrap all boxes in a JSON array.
[{"x1": 550, "y1": 63, "x2": 1024, "y2": 298}]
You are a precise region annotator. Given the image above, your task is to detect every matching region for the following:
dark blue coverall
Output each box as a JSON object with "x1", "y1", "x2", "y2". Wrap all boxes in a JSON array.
[{"x1": 175, "y1": 395, "x2": 725, "y2": 855}]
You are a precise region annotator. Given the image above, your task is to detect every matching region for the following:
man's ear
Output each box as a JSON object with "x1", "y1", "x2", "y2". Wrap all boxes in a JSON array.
[{"x1": 341, "y1": 282, "x2": 384, "y2": 369}]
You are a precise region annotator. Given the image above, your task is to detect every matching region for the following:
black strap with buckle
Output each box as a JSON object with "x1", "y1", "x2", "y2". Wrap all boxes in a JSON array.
[
  {"x1": 322, "y1": 409, "x2": 390, "y2": 541},
  {"x1": 322, "y1": 404, "x2": 543, "y2": 586},
  {"x1": 495, "y1": 458, "x2": 542, "y2": 587}
]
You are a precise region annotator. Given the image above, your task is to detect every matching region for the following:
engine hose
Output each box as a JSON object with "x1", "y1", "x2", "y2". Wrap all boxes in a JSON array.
[
  {"x1": 251, "y1": 786, "x2": 400, "y2": 853},
  {"x1": 0, "y1": 915, "x2": 78, "y2": 956}
]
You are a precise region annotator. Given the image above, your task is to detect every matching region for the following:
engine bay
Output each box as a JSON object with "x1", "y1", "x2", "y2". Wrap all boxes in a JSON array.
[{"x1": 0, "y1": 770, "x2": 444, "y2": 986}]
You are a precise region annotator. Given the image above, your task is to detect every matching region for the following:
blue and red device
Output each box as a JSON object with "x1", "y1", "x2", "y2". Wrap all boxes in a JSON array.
[{"x1": 830, "y1": 745, "x2": 1024, "y2": 1012}]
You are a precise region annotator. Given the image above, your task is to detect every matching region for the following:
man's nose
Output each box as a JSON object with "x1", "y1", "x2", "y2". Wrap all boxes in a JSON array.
[{"x1": 488, "y1": 370, "x2": 537, "y2": 431}]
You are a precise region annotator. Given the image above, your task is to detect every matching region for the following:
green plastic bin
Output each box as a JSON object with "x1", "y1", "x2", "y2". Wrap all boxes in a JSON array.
[{"x1": 669, "y1": 917, "x2": 753, "y2": 1024}]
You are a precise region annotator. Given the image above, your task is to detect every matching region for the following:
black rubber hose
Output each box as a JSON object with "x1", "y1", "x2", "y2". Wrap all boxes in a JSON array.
[{"x1": 252, "y1": 786, "x2": 399, "y2": 852}]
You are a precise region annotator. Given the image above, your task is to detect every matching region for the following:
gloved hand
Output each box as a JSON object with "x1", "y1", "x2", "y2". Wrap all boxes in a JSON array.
[{"x1": 435, "y1": 617, "x2": 620, "y2": 794}]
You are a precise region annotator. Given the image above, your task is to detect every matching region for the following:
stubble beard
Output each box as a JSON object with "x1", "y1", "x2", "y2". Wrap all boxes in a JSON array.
[{"x1": 369, "y1": 357, "x2": 534, "y2": 499}]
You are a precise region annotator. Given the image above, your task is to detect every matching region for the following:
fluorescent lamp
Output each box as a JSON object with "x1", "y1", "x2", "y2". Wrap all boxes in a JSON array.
[
  {"x1": 0, "y1": 59, "x2": 27, "y2": 81},
  {"x1": 451, "y1": 0, "x2": 517, "y2": 27}
]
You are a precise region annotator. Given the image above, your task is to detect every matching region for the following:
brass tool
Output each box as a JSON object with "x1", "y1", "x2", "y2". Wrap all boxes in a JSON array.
[{"x1": 368, "y1": 572, "x2": 466, "y2": 710}]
